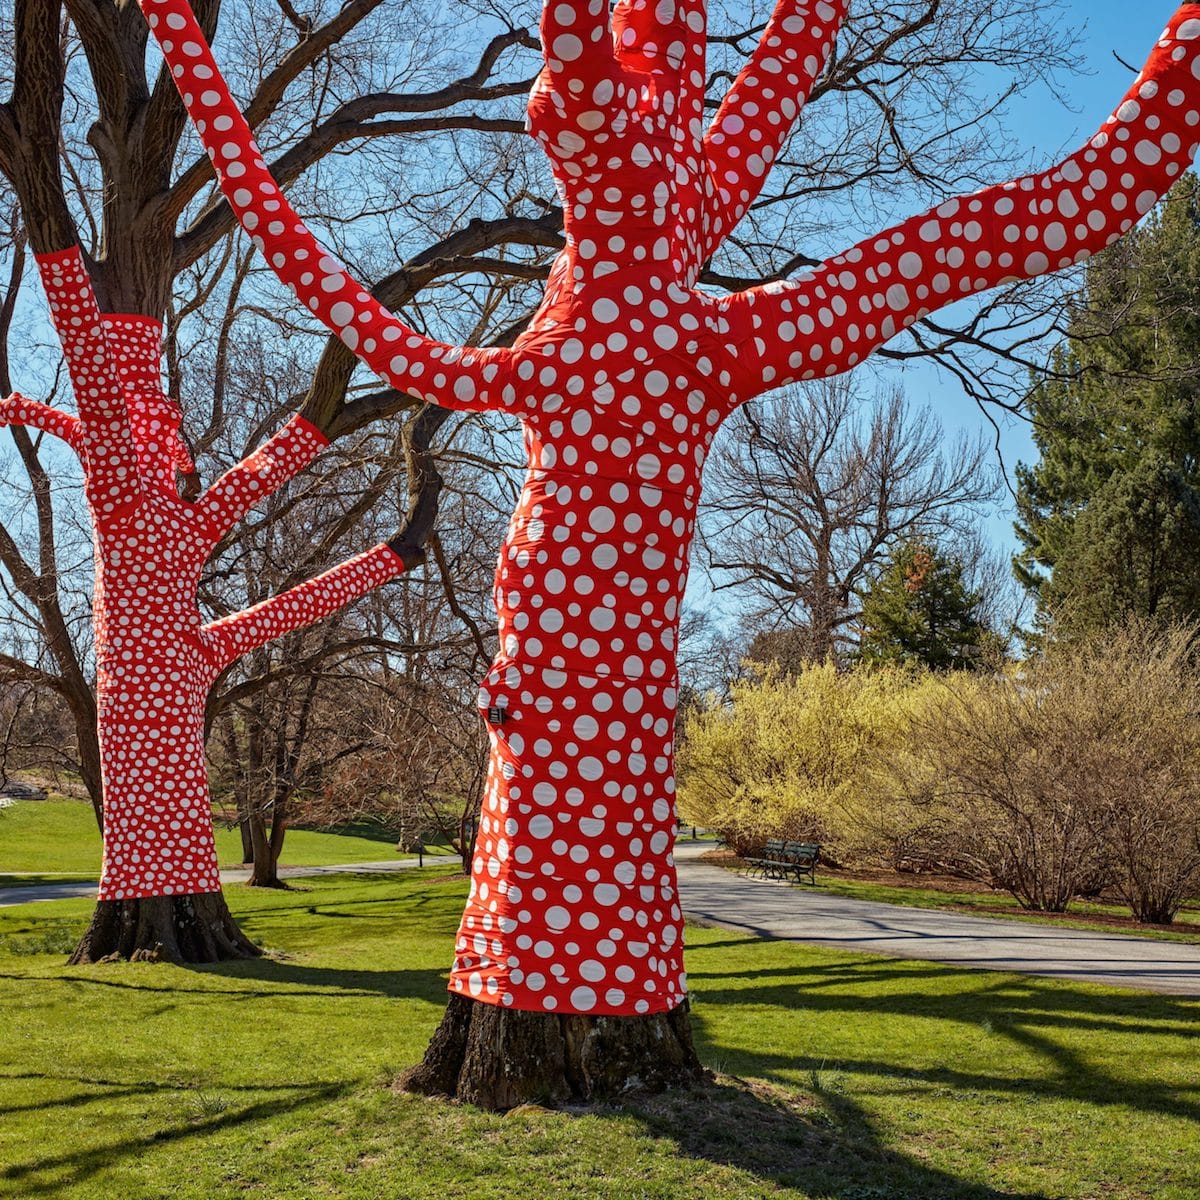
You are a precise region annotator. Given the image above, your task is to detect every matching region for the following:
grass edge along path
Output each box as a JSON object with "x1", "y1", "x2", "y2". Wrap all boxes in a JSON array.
[
  {"x1": 1, "y1": 870, "x2": 1198, "y2": 1199},
  {"x1": 0, "y1": 798, "x2": 419, "y2": 886},
  {"x1": 702, "y1": 850, "x2": 1200, "y2": 945}
]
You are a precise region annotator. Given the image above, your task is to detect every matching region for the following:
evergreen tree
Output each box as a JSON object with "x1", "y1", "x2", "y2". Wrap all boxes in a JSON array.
[
  {"x1": 1016, "y1": 174, "x2": 1200, "y2": 630},
  {"x1": 858, "y1": 540, "x2": 993, "y2": 669}
]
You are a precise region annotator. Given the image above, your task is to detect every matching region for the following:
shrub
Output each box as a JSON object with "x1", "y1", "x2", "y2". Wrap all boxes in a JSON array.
[
  {"x1": 676, "y1": 663, "x2": 915, "y2": 859},
  {"x1": 872, "y1": 621, "x2": 1200, "y2": 920}
]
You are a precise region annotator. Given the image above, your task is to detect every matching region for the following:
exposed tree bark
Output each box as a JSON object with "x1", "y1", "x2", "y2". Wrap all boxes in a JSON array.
[
  {"x1": 398, "y1": 996, "x2": 708, "y2": 1111},
  {"x1": 68, "y1": 891, "x2": 261, "y2": 964}
]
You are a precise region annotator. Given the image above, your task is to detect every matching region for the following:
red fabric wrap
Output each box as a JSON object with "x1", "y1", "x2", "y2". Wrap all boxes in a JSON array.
[
  {"x1": 140, "y1": 0, "x2": 1200, "y2": 1012},
  {"x1": 27, "y1": 245, "x2": 405, "y2": 900}
]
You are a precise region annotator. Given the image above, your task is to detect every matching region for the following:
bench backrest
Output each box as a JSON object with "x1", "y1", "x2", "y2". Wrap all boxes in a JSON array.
[{"x1": 783, "y1": 841, "x2": 820, "y2": 859}]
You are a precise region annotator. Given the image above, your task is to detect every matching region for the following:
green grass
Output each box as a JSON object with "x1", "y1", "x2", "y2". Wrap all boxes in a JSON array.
[
  {"x1": 0, "y1": 800, "x2": 419, "y2": 886},
  {"x1": 1, "y1": 873, "x2": 1198, "y2": 1199}
]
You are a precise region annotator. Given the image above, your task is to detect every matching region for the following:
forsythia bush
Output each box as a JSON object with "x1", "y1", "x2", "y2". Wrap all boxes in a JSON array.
[
  {"x1": 676, "y1": 663, "x2": 916, "y2": 859},
  {"x1": 681, "y1": 622, "x2": 1200, "y2": 923}
]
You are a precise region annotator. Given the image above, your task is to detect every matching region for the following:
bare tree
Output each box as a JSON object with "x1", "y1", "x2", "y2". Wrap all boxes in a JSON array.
[
  {"x1": 149, "y1": 0, "x2": 1200, "y2": 1111},
  {"x1": 702, "y1": 379, "x2": 997, "y2": 661},
  {"x1": 208, "y1": 445, "x2": 506, "y2": 885},
  {"x1": 0, "y1": 0, "x2": 542, "y2": 960}
]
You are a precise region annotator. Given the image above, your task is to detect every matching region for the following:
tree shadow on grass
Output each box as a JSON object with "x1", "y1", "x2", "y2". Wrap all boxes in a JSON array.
[
  {"x1": 621, "y1": 1073, "x2": 1046, "y2": 1200},
  {"x1": 687, "y1": 958, "x2": 1200, "y2": 1127},
  {"x1": 188, "y1": 956, "x2": 450, "y2": 1001},
  {"x1": 0, "y1": 1078, "x2": 349, "y2": 1197},
  {"x1": 0, "y1": 959, "x2": 450, "y2": 1003},
  {"x1": 0, "y1": 1071, "x2": 319, "y2": 1118}
]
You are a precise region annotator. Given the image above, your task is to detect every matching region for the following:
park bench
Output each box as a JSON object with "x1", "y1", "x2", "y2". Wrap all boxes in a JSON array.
[{"x1": 744, "y1": 839, "x2": 820, "y2": 885}]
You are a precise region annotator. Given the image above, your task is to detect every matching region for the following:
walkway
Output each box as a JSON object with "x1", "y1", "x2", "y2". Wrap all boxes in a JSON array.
[
  {"x1": 672, "y1": 841, "x2": 1200, "y2": 996},
  {"x1": 0, "y1": 855, "x2": 460, "y2": 908},
  {"x1": 4, "y1": 843, "x2": 1200, "y2": 996}
]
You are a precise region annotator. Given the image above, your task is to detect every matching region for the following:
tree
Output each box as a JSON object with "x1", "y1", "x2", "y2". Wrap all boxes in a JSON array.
[
  {"x1": 1016, "y1": 173, "x2": 1200, "y2": 631},
  {"x1": 0, "y1": 0, "x2": 1106, "y2": 920},
  {"x1": 702, "y1": 379, "x2": 995, "y2": 662},
  {"x1": 11, "y1": 252, "x2": 425, "y2": 963},
  {"x1": 858, "y1": 539, "x2": 996, "y2": 669},
  {"x1": 0, "y1": 2, "x2": 538, "y2": 961},
  {"x1": 144, "y1": 0, "x2": 1200, "y2": 1108}
]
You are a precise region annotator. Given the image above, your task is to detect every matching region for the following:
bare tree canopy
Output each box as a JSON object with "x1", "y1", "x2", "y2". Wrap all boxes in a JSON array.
[{"x1": 702, "y1": 379, "x2": 997, "y2": 660}]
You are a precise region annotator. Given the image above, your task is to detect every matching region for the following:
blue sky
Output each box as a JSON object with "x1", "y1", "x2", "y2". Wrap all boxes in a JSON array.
[{"x1": 908, "y1": 2, "x2": 1180, "y2": 554}]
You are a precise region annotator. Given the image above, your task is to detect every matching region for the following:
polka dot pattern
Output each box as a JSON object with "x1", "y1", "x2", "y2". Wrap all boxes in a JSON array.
[
  {"x1": 28, "y1": 245, "x2": 408, "y2": 901},
  {"x1": 701, "y1": 0, "x2": 846, "y2": 261},
  {"x1": 139, "y1": 0, "x2": 1200, "y2": 1014},
  {"x1": 719, "y1": 11, "x2": 1200, "y2": 394},
  {"x1": 0, "y1": 393, "x2": 82, "y2": 450},
  {"x1": 202, "y1": 544, "x2": 405, "y2": 669},
  {"x1": 36, "y1": 249, "x2": 143, "y2": 519}
]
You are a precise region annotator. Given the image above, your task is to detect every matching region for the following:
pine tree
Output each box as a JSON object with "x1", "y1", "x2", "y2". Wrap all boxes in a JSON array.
[
  {"x1": 858, "y1": 541, "x2": 993, "y2": 670},
  {"x1": 1016, "y1": 174, "x2": 1200, "y2": 631}
]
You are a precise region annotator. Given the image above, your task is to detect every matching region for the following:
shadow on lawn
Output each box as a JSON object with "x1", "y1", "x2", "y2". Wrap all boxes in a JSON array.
[
  {"x1": 0, "y1": 959, "x2": 449, "y2": 1003},
  {"x1": 687, "y1": 957, "x2": 1200, "y2": 1129},
  {"x1": 190, "y1": 956, "x2": 450, "y2": 1001},
  {"x1": 627, "y1": 1074, "x2": 1048, "y2": 1200},
  {"x1": 0, "y1": 1077, "x2": 350, "y2": 1197}
]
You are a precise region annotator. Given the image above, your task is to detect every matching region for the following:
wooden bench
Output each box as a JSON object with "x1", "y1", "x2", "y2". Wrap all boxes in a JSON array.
[{"x1": 745, "y1": 839, "x2": 820, "y2": 885}]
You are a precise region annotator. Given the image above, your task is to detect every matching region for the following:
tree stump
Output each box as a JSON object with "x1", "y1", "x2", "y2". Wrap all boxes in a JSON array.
[
  {"x1": 69, "y1": 892, "x2": 261, "y2": 964},
  {"x1": 398, "y1": 995, "x2": 709, "y2": 1111}
]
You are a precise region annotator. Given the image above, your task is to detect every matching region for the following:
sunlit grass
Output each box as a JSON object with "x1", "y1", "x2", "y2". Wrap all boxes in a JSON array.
[
  {"x1": 0, "y1": 800, "x2": 415, "y2": 887},
  {"x1": 0, "y1": 871, "x2": 1198, "y2": 1198}
]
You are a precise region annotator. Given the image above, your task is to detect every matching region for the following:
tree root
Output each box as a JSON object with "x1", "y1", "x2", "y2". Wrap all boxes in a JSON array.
[
  {"x1": 398, "y1": 994, "x2": 710, "y2": 1111},
  {"x1": 68, "y1": 892, "x2": 262, "y2": 965}
]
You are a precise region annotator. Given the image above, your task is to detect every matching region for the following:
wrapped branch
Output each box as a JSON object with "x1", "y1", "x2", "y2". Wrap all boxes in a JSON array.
[
  {"x1": 0, "y1": 393, "x2": 82, "y2": 451},
  {"x1": 197, "y1": 414, "x2": 330, "y2": 534},
  {"x1": 141, "y1": 0, "x2": 515, "y2": 413},
  {"x1": 701, "y1": 0, "x2": 849, "y2": 262},
  {"x1": 718, "y1": 9, "x2": 1200, "y2": 400},
  {"x1": 34, "y1": 247, "x2": 140, "y2": 513},
  {"x1": 202, "y1": 542, "x2": 406, "y2": 669}
]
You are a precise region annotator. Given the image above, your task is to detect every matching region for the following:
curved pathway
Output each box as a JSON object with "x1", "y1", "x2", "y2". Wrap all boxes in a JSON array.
[
  {"x1": 672, "y1": 842, "x2": 1200, "y2": 996},
  {"x1": 5, "y1": 844, "x2": 1200, "y2": 996}
]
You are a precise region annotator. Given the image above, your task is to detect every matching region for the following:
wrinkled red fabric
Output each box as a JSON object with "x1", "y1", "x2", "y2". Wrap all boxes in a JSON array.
[
  {"x1": 4, "y1": 247, "x2": 407, "y2": 899},
  {"x1": 142, "y1": 0, "x2": 1200, "y2": 1012}
]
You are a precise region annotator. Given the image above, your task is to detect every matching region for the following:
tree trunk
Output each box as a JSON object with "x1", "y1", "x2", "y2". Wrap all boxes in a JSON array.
[
  {"x1": 398, "y1": 995, "x2": 708, "y2": 1111},
  {"x1": 245, "y1": 807, "x2": 288, "y2": 888},
  {"x1": 69, "y1": 891, "x2": 261, "y2": 964},
  {"x1": 238, "y1": 813, "x2": 255, "y2": 865},
  {"x1": 235, "y1": 777, "x2": 254, "y2": 864},
  {"x1": 67, "y1": 693, "x2": 104, "y2": 834}
]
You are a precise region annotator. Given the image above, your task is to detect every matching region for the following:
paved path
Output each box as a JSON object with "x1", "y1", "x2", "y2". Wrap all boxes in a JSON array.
[
  {"x1": 5, "y1": 842, "x2": 1200, "y2": 996},
  {"x1": 0, "y1": 856, "x2": 460, "y2": 908},
  {"x1": 672, "y1": 842, "x2": 1200, "y2": 996}
]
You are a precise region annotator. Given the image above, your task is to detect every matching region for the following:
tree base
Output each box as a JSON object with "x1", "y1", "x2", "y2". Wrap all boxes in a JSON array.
[
  {"x1": 397, "y1": 994, "x2": 710, "y2": 1111},
  {"x1": 68, "y1": 892, "x2": 263, "y2": 965},
  {"x1": 245, "y1": 873, "x2": 292, "y2": 890}
]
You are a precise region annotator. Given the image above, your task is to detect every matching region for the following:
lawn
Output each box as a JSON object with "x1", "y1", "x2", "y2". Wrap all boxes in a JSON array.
[
  {"x1": 0, "y1": 873, "x2": 1198, "y2": 1199},
  {"x1": 0, "y1": 799, "x2": 417, "y2": 886}
]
